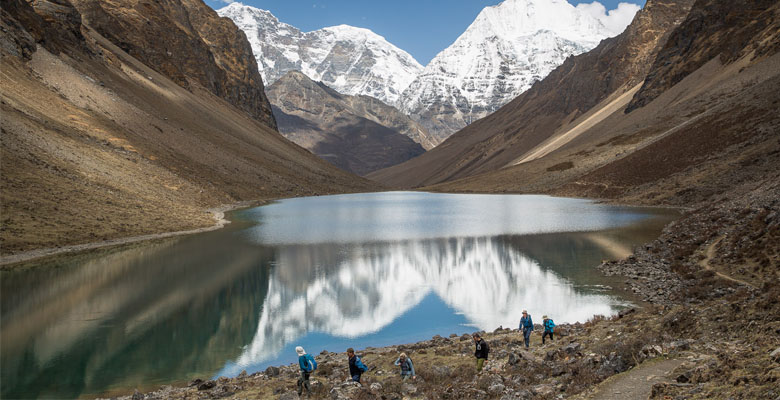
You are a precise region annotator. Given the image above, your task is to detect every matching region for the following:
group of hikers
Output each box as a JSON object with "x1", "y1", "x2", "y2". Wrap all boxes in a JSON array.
[{"x1": 293, "y1": 310, "x2": 554, "y2": 396}]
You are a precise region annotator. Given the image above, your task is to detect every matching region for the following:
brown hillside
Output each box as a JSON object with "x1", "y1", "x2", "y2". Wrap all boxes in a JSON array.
[
  {"x1": 368, "y1": 0, "x2": 695, "y2": 188},
  {"x1": 268, "y1": 71, "x2": 428, "y2": 176},
  {"x1": 425, "y1": 0, "x2": 780, "y2": 208},
  {"x1": 0, "y1": 0, "x2": 377, "y2": 256}
]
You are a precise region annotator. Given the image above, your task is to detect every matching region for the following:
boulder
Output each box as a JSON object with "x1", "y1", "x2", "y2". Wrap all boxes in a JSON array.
[
  {"x1": 278, "y1": 393, "x2": 298, "y2": 400},
  {"x1": 265, "y1": 366, "x2": 280, "y2": 377},
  {"x1": 369, "y1": 382, "x2": 383, "y2": 394},
  {"x1": 401, "y1": 383, "x2": 417, "y2": 394},
  {"x1": 488, "y1": 382, "x2": 505, "y2": 395},
  {"x1": 188, "y1": 378, "x2": 203, "y2": 387},
  {"x1": 563, "y1": 342, "x2": 581, "y2": 354},
  {"x1": 131, "y1": 389, "x2": 143, "y2": 400},
  {"x1": 197, "y1": 380, "x2": 216, "y2": 391},
  {"x1": 508, "y1": 352, "x2": 521, "y2": 366},
  {"x1": 771, "y1": 347, "x2": 780, "y2": 363},
  {"x1": 432, "y1": 365, "x2": 453, "y2": 378}
]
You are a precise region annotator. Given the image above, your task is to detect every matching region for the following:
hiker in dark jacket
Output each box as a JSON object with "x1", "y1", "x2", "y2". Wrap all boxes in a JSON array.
[
  {"x1": 472, "y1": 333, "x2": 489, "y2": 372},
  {"x1": 347, "y1": 348, "x2": 368, "y2": 383},
  {"x1": 394, "y1": 352, "x2": 416, "y2": 381},
  {"x1": 296, "y1": 346, "x2": 315, "y2": 396},
  {"x1": 542, "y1": 315, "x2": 555, "y2": 344},
  {"x1": 520, "y1": 309, "x2": 534, "y2": 348}
]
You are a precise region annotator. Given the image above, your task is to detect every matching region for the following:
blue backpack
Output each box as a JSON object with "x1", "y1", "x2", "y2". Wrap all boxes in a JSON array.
[{"x1": 305, "y1": 354, "x2": 317, "y2": 371}]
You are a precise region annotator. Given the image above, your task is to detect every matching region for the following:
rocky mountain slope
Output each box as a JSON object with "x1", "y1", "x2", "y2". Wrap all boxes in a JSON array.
[
  {"x1": 0, "y1": 0, "x2": 377, "y2": 256},
  {"x1": 267, "y1": 71, "x2": 427, "y2": 175},
  {"x1": 217, "y1": 3, "x2": 423, "y2": 107},
  {"x1": 398, "y1": 0, "x2": 616, "y2": 141},
  {"x1": 70, "y1": 0, "x2": 276, "y2": 129},
  {"x1": 370, "y1": 0, "x2": 695, "y2": 188},
  {"x1": 413, "y1": 0, "x2": 780, "y2": 213}
]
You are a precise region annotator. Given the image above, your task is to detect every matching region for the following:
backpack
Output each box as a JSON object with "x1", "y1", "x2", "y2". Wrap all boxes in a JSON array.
[
  {"x1": 545, "y1": 319, "x2": 555, "y2": 331},
  {"x1": 305, "y1": 354, "x2": 317, "y2": 371},
  {"x1": 357, "y1": 356, "x2": 368, "y2": 372}
]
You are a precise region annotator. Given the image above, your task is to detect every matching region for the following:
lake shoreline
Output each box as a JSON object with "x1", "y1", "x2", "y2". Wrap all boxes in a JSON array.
[
  {"x1": 0, "y1": 200, "x2": 264, "y2": 268},
  {"x1": 0, "y1": 189, "x2": 684, "y2": 269},
  {"x1": 94, "y1": 186, "x2": 778, "y2": 400}
]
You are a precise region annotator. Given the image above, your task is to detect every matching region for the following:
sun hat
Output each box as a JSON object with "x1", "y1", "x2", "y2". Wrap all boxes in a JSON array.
[
  {"x1": 296, "y1": 346, "x2": 306, "y2": 356},
  {"x1": 543, "y1": 315, "x2": 548, "y2": 319}
]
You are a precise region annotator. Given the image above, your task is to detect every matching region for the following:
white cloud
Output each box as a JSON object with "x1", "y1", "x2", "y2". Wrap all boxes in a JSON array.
[
  {"x1": 218, "y1": 0, "x2": 235, "y2": 4},
  {"x1": 576, "y1": 1, "x2": 641, "y2": 36}
]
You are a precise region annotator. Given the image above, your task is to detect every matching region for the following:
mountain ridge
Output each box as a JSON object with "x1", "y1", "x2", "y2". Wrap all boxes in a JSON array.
[{"x1": 218, "y1": 2, "x2": 423, "y2": 106}]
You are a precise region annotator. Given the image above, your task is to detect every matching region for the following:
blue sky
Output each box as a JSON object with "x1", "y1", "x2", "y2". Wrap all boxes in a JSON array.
[{"x1": 206, "y1": 0, "x2": 646, "y2": 65}]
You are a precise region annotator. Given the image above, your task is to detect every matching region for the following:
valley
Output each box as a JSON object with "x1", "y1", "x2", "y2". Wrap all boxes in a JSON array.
[{"x1": 1, "y1": 0, "x2": 778, "y2": 399}]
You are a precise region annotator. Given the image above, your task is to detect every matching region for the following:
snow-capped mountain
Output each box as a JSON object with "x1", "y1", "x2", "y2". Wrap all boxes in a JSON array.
[
  {"x1": 399, "y1": 0, "x2": 615, "y2": 141},
  {"x1": 218, "y1": 3, "x2": 423, "y2": 105}
]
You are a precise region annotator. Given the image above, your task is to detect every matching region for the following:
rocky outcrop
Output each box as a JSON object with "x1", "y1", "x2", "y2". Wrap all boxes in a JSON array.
[
  {"x1": 0, "y1": 0, "x2": 85, "y2": 59},
  {"x1": 69, "y1": 0, "x2": 276, "y2": 129},
  {"x1": 626, "y1": 0, "x2": 780, "y2": 111},
  {"x1": 267, "y1": 71, "x2": 427, "y2": 175}
]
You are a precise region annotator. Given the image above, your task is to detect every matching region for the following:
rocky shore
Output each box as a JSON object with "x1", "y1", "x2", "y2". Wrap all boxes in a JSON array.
[{"x1": 102, "y1": 183, "x2": 779, "y2": 399}]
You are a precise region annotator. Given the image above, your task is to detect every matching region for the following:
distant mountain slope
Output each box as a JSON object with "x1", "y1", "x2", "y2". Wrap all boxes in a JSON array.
[
  {"x1": 388, "y1": 0, "x2": 780, "y2": 209},
  {"x1": 370, "y1": 0, "x2": 694, "y2": 188},
  {"x1": 398, "y1": 0, "x2": 616, "y2": 141},
  {"x1": 218, "y1": 3, "x2": 423, "y2": 106},
  {"x1": 0, "y1": 0, "x2": 377, "y2": 255},
  {"x1": 267, "y1": 72, "x2": 427, "y2": 176}
]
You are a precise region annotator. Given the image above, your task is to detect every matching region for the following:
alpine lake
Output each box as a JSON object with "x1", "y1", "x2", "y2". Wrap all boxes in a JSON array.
[{"x1": 0, "y1": 192, "x2": 679, "y2": 399}]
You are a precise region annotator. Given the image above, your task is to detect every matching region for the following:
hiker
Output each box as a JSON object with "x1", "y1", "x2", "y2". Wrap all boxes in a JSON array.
[
  {"x1": 519, "y1": 309, "x2": 534, "y2": 348},
  {"x1": 472, "y1": 333, "x2": 489, "y2": 372},
  {"x1": 542, "y1": 315, "x2": 555, "y2": 344},
  {"x1": 346, "y1": 347, "x2": 368, "y2": 383},
  {"x1": 296, "y1": 346, "x2": 316, "y2": 396},
  {"x1": 394, "y1": 352, "x2": 416, "y2": 381}
]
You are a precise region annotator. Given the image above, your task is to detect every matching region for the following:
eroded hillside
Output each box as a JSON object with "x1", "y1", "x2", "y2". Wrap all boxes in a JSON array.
[{"x1": 0, "y1": 0, "x2": 377, "y2": 257}]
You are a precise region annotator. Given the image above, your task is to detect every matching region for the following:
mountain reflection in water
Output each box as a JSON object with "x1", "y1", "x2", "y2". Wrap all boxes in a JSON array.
[
  {"x1": 232, "y1": 236, "x2": 625, "y2": 374},
  {"x1": 0, "y1": 193, "x2": 677, "y2": 399}
]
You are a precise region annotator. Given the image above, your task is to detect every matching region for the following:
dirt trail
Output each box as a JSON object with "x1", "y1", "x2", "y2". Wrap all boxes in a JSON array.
[
  {"x1": 581, "y1": 358, "x2": 685, "y2": 400},
  {"x1": 698, "y1": 236, "x2": 756, "y2": 288}
]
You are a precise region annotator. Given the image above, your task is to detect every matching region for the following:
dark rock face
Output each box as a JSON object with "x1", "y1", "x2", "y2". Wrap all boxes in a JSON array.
[
  {"x1": 0, "y1": 0, "x2": 85, "y2": 59},
  {"x1": 69, "y1": 0, "x2": 276, "y2": 130},
  {"x1": 268, "y1": 71, "x2": 427, "y2": 176},
  {"x1": 627, "y1": 0, "x2": 780, "y2": 112}
]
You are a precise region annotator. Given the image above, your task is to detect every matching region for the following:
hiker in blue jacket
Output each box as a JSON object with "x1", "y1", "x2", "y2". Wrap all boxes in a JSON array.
[
  {"x1": 347, "y1": 348, "x2": 368, "y2": 383},
  {"x1": 519, "y1": 309, "x2": 534, "y2": 348},
  {"x1": 394, "y1": 352, "x2": 416, "y2": 381},
  {"x1": 296, "y1": 346, "x2": 316, "y2": 396},
  {"x1": 542, "y1": 315, "x2": 555, "y2": 344}
]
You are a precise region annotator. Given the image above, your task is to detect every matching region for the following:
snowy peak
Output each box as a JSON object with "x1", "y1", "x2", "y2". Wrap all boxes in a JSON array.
[
  {"x1": 218, "y1": 4, "x2": 423, "y2": 105},
  {"x1": 399, "y1": 0, "x2": 616, "y2": 140},
  {"x1": 470, "y1": 0, "x2": 611, "y2": 44}
]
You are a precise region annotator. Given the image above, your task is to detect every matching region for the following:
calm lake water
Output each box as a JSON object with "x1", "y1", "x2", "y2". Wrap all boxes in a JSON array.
[{"x1": 0, "y1": 192, "x2": 677, "y2": 399}]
